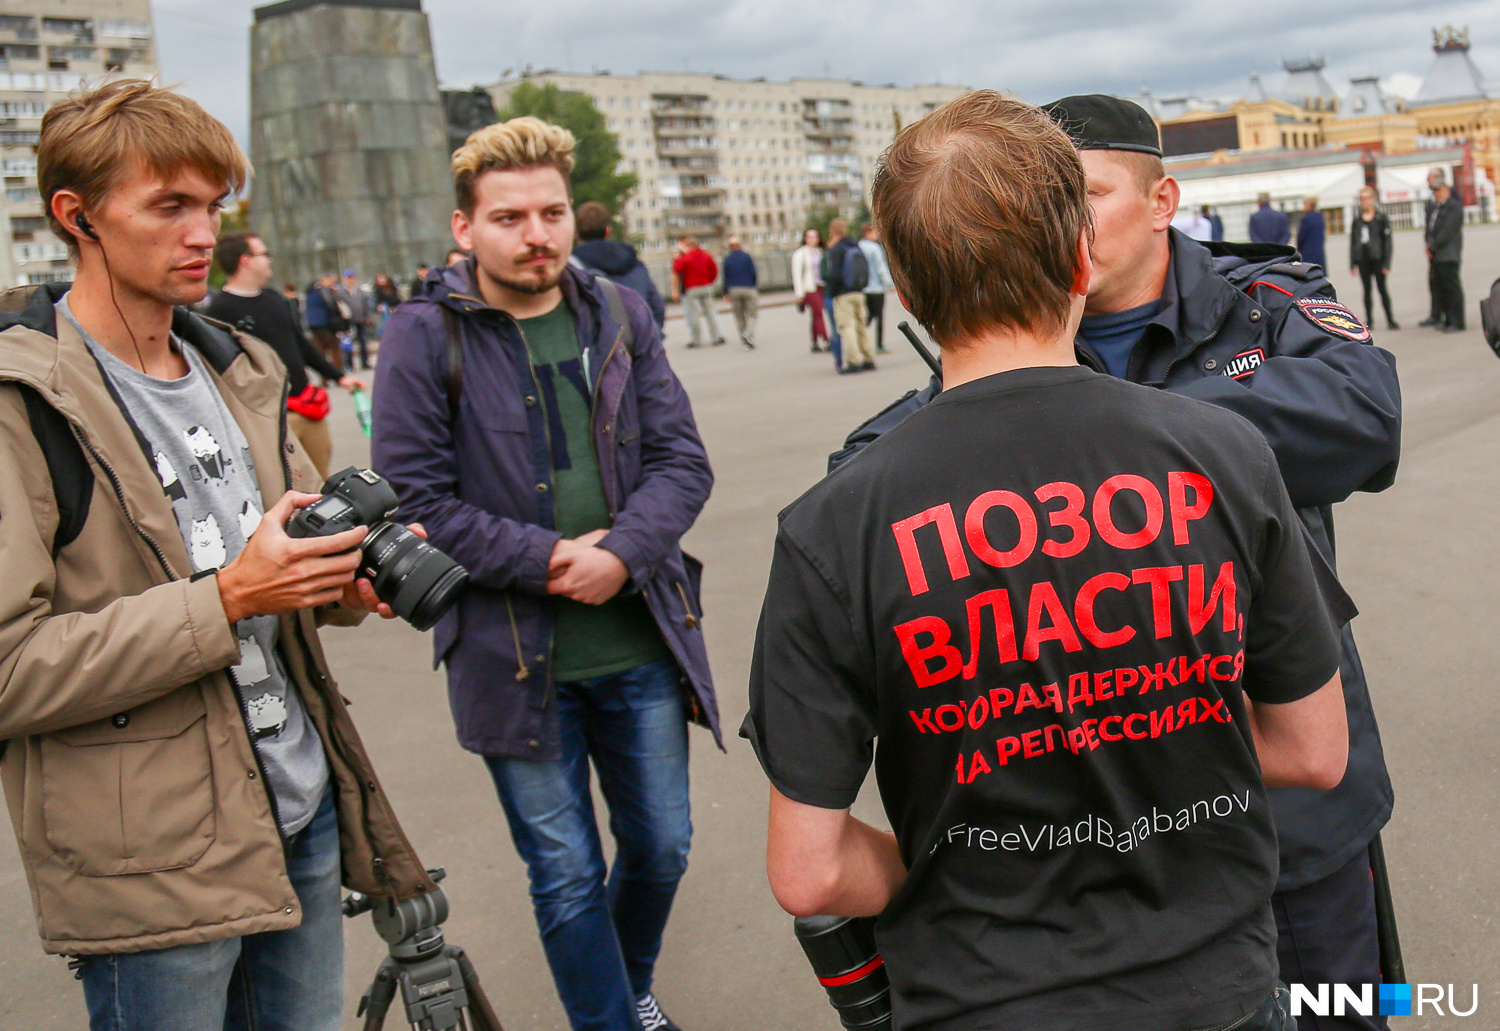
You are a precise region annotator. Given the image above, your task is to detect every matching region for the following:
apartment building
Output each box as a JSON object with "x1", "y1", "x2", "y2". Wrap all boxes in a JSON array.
[
  {"x1": 0, "y1": 1, "x2": 156, "y2": 288},
  {"x1": 488, "y1": 71, "x2": 964, "y2": 254}
]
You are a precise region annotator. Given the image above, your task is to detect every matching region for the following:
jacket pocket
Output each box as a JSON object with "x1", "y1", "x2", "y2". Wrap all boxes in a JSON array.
[{"x1": 37, "y1": 687, "x2": 217, "y2": 876}]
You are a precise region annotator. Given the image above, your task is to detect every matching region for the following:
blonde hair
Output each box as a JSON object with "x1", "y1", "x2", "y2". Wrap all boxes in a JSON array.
[
  {"x1": 39, "y1": 79, "x2": 247, "y2": 253},
  {"x1": 452, "y1": 116, "x2": 576, "y2": 213}
]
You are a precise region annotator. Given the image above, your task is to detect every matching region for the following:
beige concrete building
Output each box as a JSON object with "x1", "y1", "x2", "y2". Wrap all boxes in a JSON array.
[
  {"x1": 0, "y1": 1, "x2": 156, "y2": 288},
  {"x1": 487, "y1": 71, "x2": 964, "y2": 254}
]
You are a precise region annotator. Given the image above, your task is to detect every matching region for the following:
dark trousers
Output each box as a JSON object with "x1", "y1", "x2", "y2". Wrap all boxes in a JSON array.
[
  {"x1": 1356, "y1": 260, "x2": 1395, "y2": 327},
  {"x1": 352, "y1": 324, "x2": 370, "y2": 369},
  {"x1": 1430, "y1": 261, "x2": 1464, "y2": 329},
  {"x1": 1273, "y1": 852, "x2": 1387, "y2": 1031},
  {"x1": 865, "y1": 292, "x2": 886, "y2": 351}
]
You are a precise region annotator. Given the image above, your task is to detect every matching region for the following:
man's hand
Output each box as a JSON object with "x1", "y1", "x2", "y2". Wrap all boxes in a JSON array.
[
  {"x1": 547, "y1": 531, "x2": 627, "y2": 605},
  {"x1": 339, "y1": 523, "x2": 427, "y2": 618},
  {"x1": 337, "y1": 374, "x2": 368, "y2": 392},
  {"x1": 217, "y1": 491, "x2": 366, "y2": 624},
  {"x1": 1350, "y1": 267, "x2": 1358, "y2": 277}
]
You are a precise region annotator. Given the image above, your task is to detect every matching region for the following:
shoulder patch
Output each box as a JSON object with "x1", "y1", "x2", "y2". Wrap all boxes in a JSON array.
[
  {"x1": 1222, "y1": 348, "x2": 1265, "y2": 380},
  {"x1": 1294, "y1": 297, "x2": 1371, "y2": 343}
]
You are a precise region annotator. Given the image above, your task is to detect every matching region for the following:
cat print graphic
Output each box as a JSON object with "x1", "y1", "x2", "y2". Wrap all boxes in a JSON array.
[
  {"x1": 154, "y1": 450, "x2": 187, "y2": 502},
  {"x1": 238, "y1": 500, "x2": 261, "y2": 541},
  {"x1": 184, "y1": 425, "x2": 227, "y2": 483},
  {"x1": 233, "y1": 635, "x2": 287, "y2": 740},
  {"x1": 188, "y1": 514, "x2": 226, "y2": 571}
]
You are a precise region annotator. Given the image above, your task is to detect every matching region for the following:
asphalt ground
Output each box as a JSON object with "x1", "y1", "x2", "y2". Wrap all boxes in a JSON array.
[{"x1": 3, "y1": 225, "x2": 1499, "y2": 1029}]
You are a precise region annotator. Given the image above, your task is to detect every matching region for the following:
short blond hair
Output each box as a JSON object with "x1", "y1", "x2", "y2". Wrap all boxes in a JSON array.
[
  {"x1": 39, "y1": 79, "x2": 247, "y2": 252},
  {"x1": 452, "y1": 116, "x2": 575, "y2": 214}
]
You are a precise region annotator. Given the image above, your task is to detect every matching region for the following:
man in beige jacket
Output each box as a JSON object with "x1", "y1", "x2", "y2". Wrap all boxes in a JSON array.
[{"x1": 0, "y1": 80, "x2": 433, "y2": 1030}]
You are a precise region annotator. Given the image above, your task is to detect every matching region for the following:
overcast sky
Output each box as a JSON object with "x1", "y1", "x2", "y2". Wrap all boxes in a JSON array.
[{"x1": 153, "y1": 0, "x2": 1500, "y2": 151}]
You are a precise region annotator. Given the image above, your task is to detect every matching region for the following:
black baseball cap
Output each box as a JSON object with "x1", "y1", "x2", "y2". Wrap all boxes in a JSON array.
[{"x1": 1041, "y1": 94, "x2": 1162, "y2": 157}]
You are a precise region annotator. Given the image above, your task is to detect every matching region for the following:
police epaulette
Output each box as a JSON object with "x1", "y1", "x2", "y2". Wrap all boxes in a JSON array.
[{"x1": 1262, "y1": 262, "x2": 1321, "y2": 281}]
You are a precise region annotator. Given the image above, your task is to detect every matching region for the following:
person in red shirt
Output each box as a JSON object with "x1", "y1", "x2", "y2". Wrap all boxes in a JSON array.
[{"x1": 670, "y1": 235, "x2": 724, "y2": 348}]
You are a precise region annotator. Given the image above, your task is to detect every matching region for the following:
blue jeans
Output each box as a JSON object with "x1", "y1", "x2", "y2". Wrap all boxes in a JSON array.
[
  {"x1": 79, "y1": 788, "x2": 344, "y2": 1031},
  {"x1": 485, "y1": 658, "x2": 691, "y2": 1031}
]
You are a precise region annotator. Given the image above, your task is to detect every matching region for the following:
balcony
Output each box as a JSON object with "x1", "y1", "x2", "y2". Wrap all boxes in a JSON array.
[
  {"x1": 654, "y1": 119, "x2": 717, "y2": 136},
  {"x1": 651, "y1": 95, "x2": 712, "y2": 117}
]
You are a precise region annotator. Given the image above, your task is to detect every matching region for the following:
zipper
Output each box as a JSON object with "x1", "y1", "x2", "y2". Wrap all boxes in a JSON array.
[
  {"x1": 1161, "y1": 288, "x2": 1240, "y2": 383},
  {"x1": 69, "y1": 427, "x2": 174, "y2": 582},
  {"x1": 504, "y1": 310, "x2": 558, "y2": 710},
  {"x1": 588, "y1": 330, "x2": 625, "y2": 517},
  {"x1": 225, "y1": 664, "x2": 286, "y2": 841},
  {"x1": 68, "y1": 399, "x2": 293, "y2": 848}
]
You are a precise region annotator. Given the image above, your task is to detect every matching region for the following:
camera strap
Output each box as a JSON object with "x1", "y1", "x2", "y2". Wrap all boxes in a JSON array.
[
  {"x1": 439, "y1": 278, "x2": 635, "y2": 423},
  {"x1": 441, "y1": 305, "x2": 464, "y2": 422}
]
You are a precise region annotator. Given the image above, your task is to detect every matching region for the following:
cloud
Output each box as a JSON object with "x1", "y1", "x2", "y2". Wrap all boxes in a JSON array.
[{"x1": 155, "y1": 0, "x2": 1500, "y2": 152}]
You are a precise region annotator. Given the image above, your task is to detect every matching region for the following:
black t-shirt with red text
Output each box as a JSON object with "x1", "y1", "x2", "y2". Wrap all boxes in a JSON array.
[{"x1": 743, "y1": 366, "x2": 1352, "y2": 1031}]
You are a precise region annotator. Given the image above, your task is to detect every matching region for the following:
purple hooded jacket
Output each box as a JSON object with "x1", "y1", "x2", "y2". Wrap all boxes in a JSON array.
[{"x1": 372, "y1": 260, "x2": 720, "y2": 758}]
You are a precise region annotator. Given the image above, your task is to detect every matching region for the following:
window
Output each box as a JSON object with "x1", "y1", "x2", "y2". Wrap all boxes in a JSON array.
[
  {"x1": 97, "y1": 19, "x2": 150, "y2": 39},
  {"x1": 42, "y1": 18, "x2": 92, "y2": 40}
]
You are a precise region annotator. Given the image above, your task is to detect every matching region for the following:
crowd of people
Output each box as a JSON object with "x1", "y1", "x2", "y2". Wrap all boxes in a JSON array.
[{"x1": 0, "y1": 74, "x2": 1462, "y2": 1031}]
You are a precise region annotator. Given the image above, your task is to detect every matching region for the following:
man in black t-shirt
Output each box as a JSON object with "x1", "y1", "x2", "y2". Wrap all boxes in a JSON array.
[
  {"x1": 207, "y1": 232, "x2": 364, "y2": 478},
  {"x1": 743, "y1": 92, "x2": 1350, "y2": 1031}
]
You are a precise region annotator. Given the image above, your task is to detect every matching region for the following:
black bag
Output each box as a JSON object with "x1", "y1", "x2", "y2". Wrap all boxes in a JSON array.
[
  {"x1": 1480, "y1": 276, "x2": 1500, "y2": 358},
  {"x1": 844, "y1": 244, "x2": 870, "y2": 292}
]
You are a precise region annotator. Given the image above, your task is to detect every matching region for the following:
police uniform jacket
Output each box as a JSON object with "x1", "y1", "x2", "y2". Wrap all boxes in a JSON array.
[{"x1": 832, "y1": 229, "x2": 1401, "y2": 892}]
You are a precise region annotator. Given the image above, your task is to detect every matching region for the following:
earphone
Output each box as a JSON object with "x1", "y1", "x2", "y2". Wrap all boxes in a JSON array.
[{"x1": 72, "y1": 209, "x2": 149, "y2": 374}]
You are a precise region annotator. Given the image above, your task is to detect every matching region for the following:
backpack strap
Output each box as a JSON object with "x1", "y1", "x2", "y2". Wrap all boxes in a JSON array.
[
  {"x1": 17, "y1": 384, "x2": 92, "y2": 557},
  {"x1": 595, "y1": 276, "x2": 635, "y2": 354},
  {"x1": 440, "y1": 305, "x2": 464, "y2": 421}
]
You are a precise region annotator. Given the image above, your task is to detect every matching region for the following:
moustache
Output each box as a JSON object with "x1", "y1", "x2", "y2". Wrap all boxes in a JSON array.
[{"x1": 515, "y1": 247, "x2": 560, "y2": 265}]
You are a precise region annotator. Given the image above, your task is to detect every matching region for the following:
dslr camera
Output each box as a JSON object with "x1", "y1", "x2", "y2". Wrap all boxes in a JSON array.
[{"x1": 287, "y1": 467, "x2": 468, "y2": 631}]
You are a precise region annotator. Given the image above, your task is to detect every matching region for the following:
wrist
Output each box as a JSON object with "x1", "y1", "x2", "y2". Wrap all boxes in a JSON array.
[{"x1": 216, "y1": 566, "x2": 249, "y2": 624}]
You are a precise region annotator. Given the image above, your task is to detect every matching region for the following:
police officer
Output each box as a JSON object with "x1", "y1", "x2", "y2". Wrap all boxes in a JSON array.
[{"x1": 833, "y1": 94, "x2": 1402, "y2": 1031}]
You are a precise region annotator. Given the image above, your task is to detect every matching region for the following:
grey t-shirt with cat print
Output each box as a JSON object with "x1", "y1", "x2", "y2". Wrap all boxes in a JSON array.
[{"x1": 60, "y1": 294, "x2": 329, "y2": 835}]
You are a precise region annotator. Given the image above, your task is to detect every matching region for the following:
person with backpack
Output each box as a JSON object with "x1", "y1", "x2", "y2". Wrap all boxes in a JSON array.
[
  {"x1": 572, "y1": 200, "x2": 666, "y2": 329},
  {"x1": 0, "y1": 78, "x2": 431, "y2": 1031},
  {"x1": 371, "y1": 116, "x2": 718, "y2": 1031},
  {"x1": 825, "y1": 217, "x2": 875, "y2": 373}
]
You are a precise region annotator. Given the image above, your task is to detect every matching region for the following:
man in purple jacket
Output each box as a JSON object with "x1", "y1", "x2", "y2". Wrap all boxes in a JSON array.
[{"x1": 372, "y1": 115, "x2": 718, "y2": 1031}]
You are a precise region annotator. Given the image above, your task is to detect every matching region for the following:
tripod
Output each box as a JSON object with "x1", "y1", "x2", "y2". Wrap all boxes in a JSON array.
[{"x1": 344, "y1": 867, "x2": 505, "y2": 1031}]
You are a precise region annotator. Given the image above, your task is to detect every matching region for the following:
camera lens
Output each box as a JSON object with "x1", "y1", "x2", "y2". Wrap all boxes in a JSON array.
[{"x1": 361, "y1": 523, "x2": 469, "y2": 631}]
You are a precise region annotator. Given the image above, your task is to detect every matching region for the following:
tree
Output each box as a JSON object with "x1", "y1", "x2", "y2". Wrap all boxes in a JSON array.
[
  {"x1": 495, "y1": 81, "x2": 638, "y2": 220},
  {"x1": 208, "y1": 199, "x2": 251, "y2": 291}
]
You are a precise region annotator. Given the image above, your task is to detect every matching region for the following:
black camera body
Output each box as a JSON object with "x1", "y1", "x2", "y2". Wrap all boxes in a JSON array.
[{"x1": 287, "y1": 467, "x2": 468, "y2": 632}]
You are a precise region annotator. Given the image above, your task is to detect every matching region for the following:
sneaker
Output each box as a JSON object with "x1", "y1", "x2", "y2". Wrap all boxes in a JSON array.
[
  {"x1": 1418, "y1": 317, "x2": 1441, "y2": 327},
  {"x1": 1387, "y1": 321, "x2": 1400, "y2": 330},
  {"x1": 636, "y1": 992, "x2": 682, "y2": 1031},
  {"x1": 685, "y1": 341, "x2": 701, "y2": 349},
  {"x1": 711, "y1": 338, "x2": 726, "y2": 346}
]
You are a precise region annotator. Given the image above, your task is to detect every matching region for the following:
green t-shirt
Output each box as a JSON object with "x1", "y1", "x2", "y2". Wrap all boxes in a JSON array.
[{"x1": 518, "y1": 302, "x2": 670, "y2": 681}]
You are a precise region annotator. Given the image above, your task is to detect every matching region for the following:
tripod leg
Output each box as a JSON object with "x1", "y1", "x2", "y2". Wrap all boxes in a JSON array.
[
  {"x1": 451, "y1": 947, "x2": 506, "y2": 1031},
  {"x1": 357, "y1": 958, "x2": 400, "y2": 1031}
]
